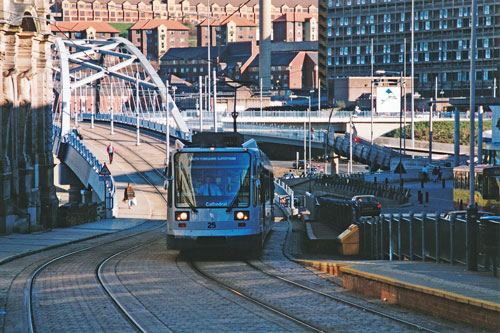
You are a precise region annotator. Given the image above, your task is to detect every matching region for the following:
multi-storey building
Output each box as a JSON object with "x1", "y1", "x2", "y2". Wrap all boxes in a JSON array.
[
  {"x1": 129, "y1": 19, "x2": 189, "y2": 60},
  {"x1": 318, "y1": 0, "x2": 500, "y2": 103},
  {"x1": 51, "y1": 0, "x2": 318, "y2": 26},
  {"x1": 197, "y1": 16, "x2": 257, "y2": 47},
  {"x1": 51, "y1": 21, "x2": 119, "y2": 39},
  {"x1": 273, "y1": 13, "x2": 318, "y2": 42}
]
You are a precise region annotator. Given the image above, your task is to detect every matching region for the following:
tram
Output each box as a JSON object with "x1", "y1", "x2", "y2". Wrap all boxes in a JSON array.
[
  {"x1": 165, "y1": 132, "x2": 274, "y2": 254},
  {"x1": 452, "y1": 165, "x2": 500, "y2": 214}
]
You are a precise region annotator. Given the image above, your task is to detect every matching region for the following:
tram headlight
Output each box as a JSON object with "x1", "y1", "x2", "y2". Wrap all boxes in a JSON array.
[
  {"x1": 234, "y1": 211, "x2": 249, "y2": 221},
  {"x1": 176, "y1": 211, "x2": 190, "y2": 221}
]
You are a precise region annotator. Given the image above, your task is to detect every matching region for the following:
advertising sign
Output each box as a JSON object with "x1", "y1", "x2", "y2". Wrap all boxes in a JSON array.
[
  {"x1": 376, "y1": 87, "x2": 401, "y2": 113},
  {"x1": 491, "y1": 105, "x2": 500, "y2": 145}
]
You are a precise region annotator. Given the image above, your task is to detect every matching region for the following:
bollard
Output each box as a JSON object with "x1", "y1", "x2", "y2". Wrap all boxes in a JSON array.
[
  {"x1": 385, "y1": 178, "x2": 388, "y2": 185},
  {"x1": 425, "y1": 192, "x2": 429, "y2": 203},
  {"x1": 442, "y1": 178, "x2": 446, "y2": 188},
  {"x1": 466, "y1": 205, "x2": 479, "y2": 271},
  {"x1": 418, "y1": 191, "x2": 423, "y2": 204},
  {"x1": 374, "y1": 176, "x2": 377, "y2": 183}
]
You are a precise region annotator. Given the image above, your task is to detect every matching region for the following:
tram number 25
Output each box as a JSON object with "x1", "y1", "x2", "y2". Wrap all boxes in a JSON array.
[{"x1": 208, "y1": 222, "x2": 216, "y2": 229}]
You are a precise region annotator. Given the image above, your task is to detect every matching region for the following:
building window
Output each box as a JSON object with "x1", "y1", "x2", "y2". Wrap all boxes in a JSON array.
[
  {"x1": 425, "y1": 53, "x2": 429, "y2": 61},
  {"x1": 456, "y1": 51, "x2": 461, "y2": 60},
  {"x1": 484, "y1": 5, "x2": 490, "y2": 15},
  {"x1": 423, "y1": 73, "x2": 428, "y2": 82},
  {"x1": 371, "y1": 25, "x2": 375, "y2": 34},
  {"x1": 483, "y1": 71, "x2": 488, "y2": 81},
  {"x1": 486, "y1": 49, "x2": 491, "y2": 59},
  {"x1": 486, "y1": 17, "x2": 492, "y2": 26}
]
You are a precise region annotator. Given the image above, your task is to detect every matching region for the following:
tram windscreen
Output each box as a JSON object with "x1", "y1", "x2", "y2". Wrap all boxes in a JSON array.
[{"x1": 174, "y1": 152, "x2": 251, "y2": 209}]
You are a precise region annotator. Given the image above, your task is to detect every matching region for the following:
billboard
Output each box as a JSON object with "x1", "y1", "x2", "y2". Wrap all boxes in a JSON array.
[
  {"x1": 376, "y1": 87, "x2": 401, "y2": 113},
  {"x1": 491, "y1": 105, "x2": 500, "y2": 145}
]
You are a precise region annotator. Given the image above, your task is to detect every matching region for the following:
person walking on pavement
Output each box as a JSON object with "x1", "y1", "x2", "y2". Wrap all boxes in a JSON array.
[
  {"x1": 107, "y1": 143, "x2": 115, "y2": 164},
  {"x1": 422, "y1": 165, "x2": 428, "y2": 183},
  {"x1": 123, "y1": 183, "x2": 136, "y2": 209}
]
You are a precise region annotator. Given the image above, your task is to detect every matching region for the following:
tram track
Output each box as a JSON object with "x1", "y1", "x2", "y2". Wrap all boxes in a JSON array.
[{"x1": 25, "y1": 126, "x2": 170, "y2": 332}]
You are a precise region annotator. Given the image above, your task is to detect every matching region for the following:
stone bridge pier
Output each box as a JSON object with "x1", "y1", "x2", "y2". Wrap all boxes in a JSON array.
[{"x1": 0, "y1": 0, "x2": 58, "y2": 234}]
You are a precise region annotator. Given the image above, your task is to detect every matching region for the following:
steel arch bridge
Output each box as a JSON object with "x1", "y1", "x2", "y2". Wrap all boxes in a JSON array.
[{"x1": 52, "y1": 37, "x2": 189, "y2": 137}]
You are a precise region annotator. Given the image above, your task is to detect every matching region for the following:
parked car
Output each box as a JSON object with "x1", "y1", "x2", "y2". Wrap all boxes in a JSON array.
[
  {"x1": 352, "y1": 195, "x2": 381, "y2": 217},
  {"x1": 281, "y1": 172, "x2": 297, "y2": 180},
  {"x1": 442, "y1": 210, "x2": 495, "y2": 220},
  {"x1": 293, "y1": 160, "x2": 310, "y2": 170}
]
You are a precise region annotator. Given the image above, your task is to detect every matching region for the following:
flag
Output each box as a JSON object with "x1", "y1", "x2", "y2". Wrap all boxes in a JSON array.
[{"x1": 353, "y1": 124, "x2": 359, "y2": 143}]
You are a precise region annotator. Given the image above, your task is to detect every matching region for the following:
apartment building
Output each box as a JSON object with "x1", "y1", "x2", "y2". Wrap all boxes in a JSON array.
[
  {"x1": 51, "y1": 21, "x2": 119, "y2": 39},
  {"x1": 51, "y1": 0, "x2": 318, "y2": 25},
  {"x1": 197, "y1": 16, "x2": 257, "y2": 47},
  {"x1": 273, "y1": 13, "x2": 318, "y2": 42},
  {"x1": 318, "y1": 0, "x2": 500, "y2": 103},
  {"x1": 129, "y1": 19, "x2": 189, "y2": 60}
]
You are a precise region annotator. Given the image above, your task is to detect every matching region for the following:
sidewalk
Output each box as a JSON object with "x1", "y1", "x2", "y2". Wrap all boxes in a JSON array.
[{"x1": 0, "y1": 219, "x2": 148, "y2": 265}]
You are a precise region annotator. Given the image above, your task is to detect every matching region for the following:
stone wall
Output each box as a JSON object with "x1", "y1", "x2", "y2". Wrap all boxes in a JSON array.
[{"x1": 0, "y1": 0, "x2": 58, "y2": 233}]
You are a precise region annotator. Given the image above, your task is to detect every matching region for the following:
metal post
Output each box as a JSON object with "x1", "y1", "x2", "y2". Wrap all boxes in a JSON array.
[
  {"x1": 308, "y1": 96, "x2": 312, "y2": 177},
  {"x1": 389, "y1": 214, "x2": 393, "y2": 261},
  {"x1": 260, "y1": 77, "x2": 263, "y2": 118},
  {"x1": 421, "y1": 212, "x2": 426, "y2": 262},
  {"x1": 75, "y1": 71, "x2": 79, "y2": 127},
  {"x1": 110, "y1": 76, "x2": 114, "y2": 135},
  {"x1": 478, "y1": 106, "x2": 483, "y2": 164},
  {"x1": 467, "y1": 0, "x2": 478, "y2": 271},
  {"x1": 403, "y1": 38, "x2": 407, "y2": 154},
  {"x1": 165, "y1": 80, "x2": 170, "y2": 167},
  {"x1": 207, "y1": 3, "x2": 211, "y2": 117},
  {"x1": 398, "y1": 213, "x2": 402, "y2": 260},
  {"x1": 409, "y1": 211, "x2": 414, "y2": 260},
  {"x1": 435, "y1": 211, "x2": 440, "y2": 264},
  {"x1": 199, "y1": 75, "x2": 203, "y2": 132},
  {"x1": 136, "y1": 72, "x2": 140, "y2": 146},
  {"x1": 411, "y1": 0, "x2": 415, "y2": 148},
  {"x1": 494, "y1": 77, "x2": 497, "y2": 98},
  {"x1": 450, "y1": 214, "x2": 455, "y2": 264},
  {"x1": 349, "y1": 115, "x2": 353, "y2": 174},
  {"x1": 399, "y1": 71, "x2": 403, "y2": 188},
  {"x1": 90, "y1": 82, "x2": 94, "y2": 129},
  {"x1": 370, "y1": 38, "x2": 374, "y2": 145},
  {"x1": 454, "y1": 107, "x2": 460, "y2": 167},
  {"x1": 303, "y1": 121, "x2": 307, "y2": 177},
  {"x1": 213, "y1": 68, "x2": 217, "y2": 132}
]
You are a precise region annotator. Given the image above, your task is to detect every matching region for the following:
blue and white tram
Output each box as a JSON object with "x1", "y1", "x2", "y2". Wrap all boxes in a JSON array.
[{"x1": 165, "y1": 132, "x2": 274, "y2": 254}]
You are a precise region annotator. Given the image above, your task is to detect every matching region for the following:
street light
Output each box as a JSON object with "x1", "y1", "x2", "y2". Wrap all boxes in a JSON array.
[{"x1": 290, "y1": 93, "x2": 313, "y2": 177}]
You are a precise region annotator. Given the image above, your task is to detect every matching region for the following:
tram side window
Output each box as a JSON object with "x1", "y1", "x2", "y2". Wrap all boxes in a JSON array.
[
  {"x1": 476, "y1": 174, "x2": 483, "y2": 194},
  {"x1": 484, "y1": 177, "x2": 500, "y2": 200}
]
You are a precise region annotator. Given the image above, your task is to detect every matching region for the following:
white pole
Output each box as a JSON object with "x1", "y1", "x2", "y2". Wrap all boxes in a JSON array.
[
  {"x1": 90, "y1": 80, "x2": 94, "y2": 129},
  {"x1": 308, "y1": 96, "x2": 312, "y2": 177},
  {"x1": 260, "y1": 77, "x2": 263, "y2": 118},
  {"x1": 349, "y1": 115, "x2": 353, "y2": 174},
  {"x1": 207, "y1": 4, "x2": 211, "y2": 117},
  {"x1": 303, "y1": 121, "x2": 306, "y2": 176},
  {"x1": 136, "y1": 72, "x2": 140, "y2": 146},
  {"x1": 213, "y1": 68, "x2": 217, "y2": 132},
  {"x1": 370, "y1": 38, "x2": 374, "y2": 145},
  {"x1": 199, "y1": 75, "x2": 203, "y2": 132},
  {"x1": 403, "y1": 37, "x2": 407, "y2": 154},
  {"x1": 110, "y1": 76, "x2": 114, "y2": 135},
  {"x1": 411, "y1": 0, "x2": 415, "y2": 148},
  {"x1": 494, "y1": 77, "x2": 497, "y2": 98},
  {"x1": 165, "y1": 80, "x2": 170, "y2": 167}
]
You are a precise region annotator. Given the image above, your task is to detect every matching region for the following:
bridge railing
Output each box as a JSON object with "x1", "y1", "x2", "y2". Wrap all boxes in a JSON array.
[{"x1": 54, "y1": 125, "x2": 117, "y2": 218}]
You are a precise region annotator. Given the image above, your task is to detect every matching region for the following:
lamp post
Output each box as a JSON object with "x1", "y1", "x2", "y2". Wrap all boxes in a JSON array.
[
  {"x1": 290, "y1": 93, "x2": 313, "y2": 176},
  {"x1": 308, "y1": 90, "x2": 314, "y2": 178},
  {"x1": 370, "y1": 38, "x2": 374, "y2": 145}
]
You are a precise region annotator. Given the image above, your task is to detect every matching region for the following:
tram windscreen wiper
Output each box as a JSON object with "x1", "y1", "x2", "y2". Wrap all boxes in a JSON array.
[
  {"x1": 179, "y1": 183, "x2": 198, "y2": 213},
  {"x1": 226, "y1": 194, "x2": 239, "y2": 212}
]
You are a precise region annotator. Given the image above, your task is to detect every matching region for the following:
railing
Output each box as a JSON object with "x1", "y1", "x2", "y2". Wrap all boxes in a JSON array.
[
  {"x1": 54, "y1": 124, "x2": 116, "y2": 216},
  {"x1": 274, "y1": 178, "x2": 295, "y2": 213},
  {"x1": 357, "y1": 213, "x2": 498, "y2": 273}
]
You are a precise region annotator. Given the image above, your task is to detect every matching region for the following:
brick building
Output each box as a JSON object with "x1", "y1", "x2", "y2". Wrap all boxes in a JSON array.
[
  {"x1": 318, "y1": 0, "x2": 500, "y2": 102},
  {"x1": 273, "y1": 13, "x2": 318, "y2": 42},
  {"x1": 51, "y1": 0, "x2": 318, "y2": 26},
  {"x1": 129, "y1": 19, "x2": 189, "y2": 60},
  {"x1": 51, "y1": 21, "x2": 119, "y2": 39},
  {"x1": 197, "y1": 16, "x2": 257, "y2": 47}
]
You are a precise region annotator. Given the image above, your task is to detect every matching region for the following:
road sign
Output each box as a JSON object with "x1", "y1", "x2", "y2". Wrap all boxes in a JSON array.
[{"x1": 99, "y1": 163, "x2": 111, "y2": 176}]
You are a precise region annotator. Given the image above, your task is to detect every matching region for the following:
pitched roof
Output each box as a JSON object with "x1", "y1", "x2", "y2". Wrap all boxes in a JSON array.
[
  {"x1": 249, "y1": 51, "x2": 299, "y2": 67},
  {"x1": 161, "y1": 45, "x2": 227, "y2": 61},
  {"x1": 130, "y1": 19, "x2": 189, "y2": 30},
  {"x1": 273, "y1": 13, "x2": 314, "y2": 23},
  {"x1": 62, "y1": 0, "x2": 317, "y2": 8},
  {"x1": 50, "y1": 22, "x2": 119, "y2": 33},
  {"x1": 198, "y1": 16, "x2": 257, "y2": 27}
]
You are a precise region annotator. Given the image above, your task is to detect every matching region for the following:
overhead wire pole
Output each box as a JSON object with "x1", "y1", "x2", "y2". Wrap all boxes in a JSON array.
[
  {"x1": 410, "y1": 0, "x2": 415, "y2": 148},
  {"x1": 370, "y1": 38, "x2": 374, "y2": 145},
  {"x1": 110, "y1": 76, "x2": 114, "y2": 135},
  {"x1": 199, "y1": 75, "x2": 203, "y2": 132},
  {"x1": 165, "y1": 80, "x2": 170, "y2": 167},
  {"x1": 136, "y1": 72, "x2": 140, "y2": 146}
]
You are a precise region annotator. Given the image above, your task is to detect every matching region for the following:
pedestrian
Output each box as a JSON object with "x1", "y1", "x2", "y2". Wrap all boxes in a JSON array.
[
  {"x1": 123, "y1": 183, "x2": 136, "y2": 209},
  {"x1": 107, "y1": 143, "x2": 115, "y2": 164},
  {"x1": 76, "y1": 126, "x2": 83, "y2": 140},
  {"x1": 437, "y1": 166, "x2": 442, "y2": 181},
  {"x1": 422, "y1": 165, "x2": 428, "y2": 183},
  {"x1": 432, "y1": 166, "x2": 438, "y2": 182}
]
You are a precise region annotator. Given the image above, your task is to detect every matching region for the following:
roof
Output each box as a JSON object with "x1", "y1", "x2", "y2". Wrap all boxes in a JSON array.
[
  {"x1": 271, "y1": 41, "x2": 318, "y2": 52},
  {"x1": 249, "y1": 51, "x2": 299, "y2": 67},
  {"x1": 161, "y1": 45, "x2": 227, "y2": 61},
  {"x1": 61, "y1": 0, "x2": 317, "y2": 8},
  {"x1": 273, "y1": 13, "x2": 314, "y2": 23},
  {"x1": 198, "y1": 16, "x2": 257, "y2": 27},
  {"x1": 50, "y1": 22, "x2": 119, "y2": 33},
  {"x1": 129, "y1": 19, "x2": 189, "y2": 31}
]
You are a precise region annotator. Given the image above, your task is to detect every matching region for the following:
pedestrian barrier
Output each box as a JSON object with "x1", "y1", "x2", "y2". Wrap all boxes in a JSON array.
[
  {"x1": 357, "y1": 213, "x2": 500, "y2": 275},
  {"x1": 315, "y1": 174, "x2": 411, "y2": 203}
]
